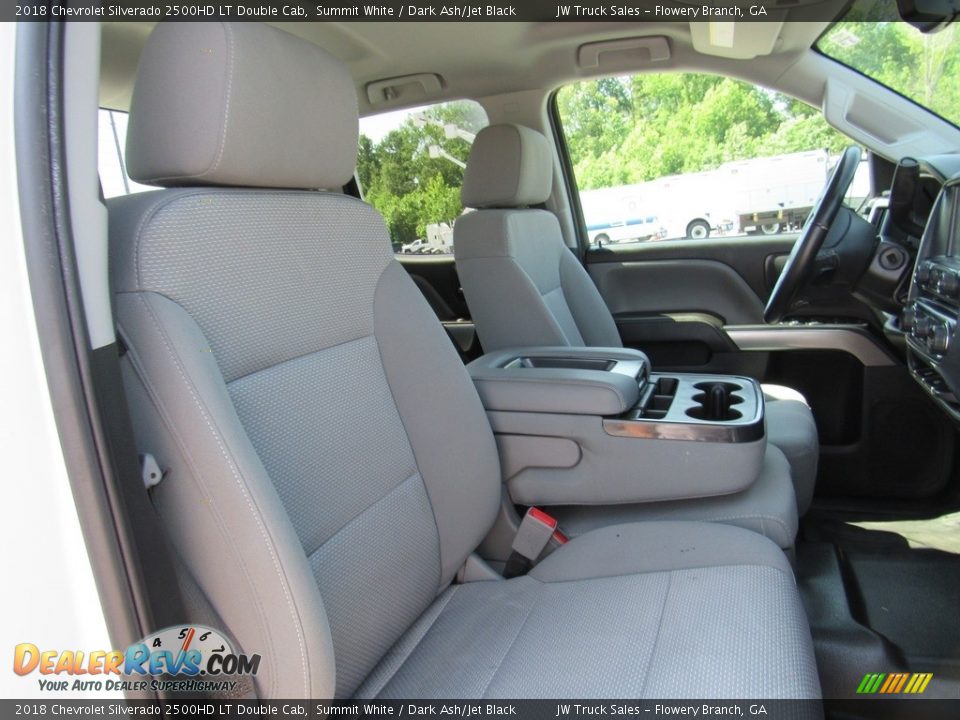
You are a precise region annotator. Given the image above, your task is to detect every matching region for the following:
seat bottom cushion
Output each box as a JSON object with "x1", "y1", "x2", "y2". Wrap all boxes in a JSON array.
[
  {"x1": 763, "y1": 385, "x2": 819, "y2": 516},
  {"x1": 356, "y1": 522, "x2": 820, "y2": 699},
  {"x1": 548, "y1": 445, "x2": 798, "y2": 549}
]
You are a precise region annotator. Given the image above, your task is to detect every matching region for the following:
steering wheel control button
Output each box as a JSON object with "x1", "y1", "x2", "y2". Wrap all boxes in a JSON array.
[
  {"x1": 914, "y1": 316, "x2": 934, "y2": 340},
  {"x1": 930, "y1": 324, "x2": 951, "y2": 355},
  {"x1": 901, "y1": 306, "x2": 917, "y2": 333},
  {"x1": 939, "y1": 271, "x2": 960, "y2": 298}
]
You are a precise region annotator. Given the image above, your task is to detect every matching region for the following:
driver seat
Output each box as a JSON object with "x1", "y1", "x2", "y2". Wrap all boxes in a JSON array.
[{"x1": 453, "y1": 124, "x2": 819, "y2": 514}]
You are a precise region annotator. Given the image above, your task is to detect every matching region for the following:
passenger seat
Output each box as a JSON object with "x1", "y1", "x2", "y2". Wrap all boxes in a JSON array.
[
  {"x1": 109, "y1": 22, "x2": 820, "y2": 699},
  {"x1": 454, "y1": 124, "x2": 819, "y2": 515}
]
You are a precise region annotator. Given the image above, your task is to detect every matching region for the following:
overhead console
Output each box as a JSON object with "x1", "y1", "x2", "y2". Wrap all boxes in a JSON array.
[
  {"x1": 901, "y1": 168, "x2": 960, "y2": 421},
  {"x1": 468, "y1": 347, "x2": 766, "y2": 506}
]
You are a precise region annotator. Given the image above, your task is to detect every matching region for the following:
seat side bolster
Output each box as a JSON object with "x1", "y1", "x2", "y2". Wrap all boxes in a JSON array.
[
  {"x1": 374, "y1": 262, "x2": 502, "y2": 588},
  {"x1": 117, "y1": 291, "x2": 336, "y2": 699},
  {"x1": 559, "y1": 250, "x2": 624, "y2": 348},
  {"x1": 458, "y1": 255, "x2": 580, "y2": 351}
]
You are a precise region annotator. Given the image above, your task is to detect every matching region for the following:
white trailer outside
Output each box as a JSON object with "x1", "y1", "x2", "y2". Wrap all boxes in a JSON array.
[{"x1": 722, "y1": 150, "x2": 831, "y2": 234}]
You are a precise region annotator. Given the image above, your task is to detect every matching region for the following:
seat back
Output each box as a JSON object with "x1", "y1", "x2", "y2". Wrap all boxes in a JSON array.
[
  {"x1": 454, "y1": 124, "x2": 622, "y2": 352},
  {"x1": 109, "y1": 22, "x2": 500, "y2": 699}
]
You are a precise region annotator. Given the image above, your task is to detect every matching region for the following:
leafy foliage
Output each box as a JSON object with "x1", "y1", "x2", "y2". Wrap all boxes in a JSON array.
[
  {"x1": 357, "y1": 101, "x2": 485, "y2": 246},
  {"x1": 558, "y1": 74, "x2": 850, "y2": 191}
]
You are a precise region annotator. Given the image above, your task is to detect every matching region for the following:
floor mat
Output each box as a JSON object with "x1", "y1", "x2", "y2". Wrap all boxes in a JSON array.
[
  {"x1": 844, "y1": 549, "x2": 960, "y2": 659},
  {"x1": 804, "y1": 512, "x2": 960, "y2": 659}
]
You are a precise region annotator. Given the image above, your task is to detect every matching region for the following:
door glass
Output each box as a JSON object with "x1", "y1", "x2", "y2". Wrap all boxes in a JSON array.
[{"x1": 556, "y1": 73, "x2": 867, "y2": 244}]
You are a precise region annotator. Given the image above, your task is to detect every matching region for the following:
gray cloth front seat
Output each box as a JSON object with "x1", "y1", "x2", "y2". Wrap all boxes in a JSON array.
[
  {"x1": 109, "y1": 22, "x2": 820, "y2": 700},
  {"x1": 454, "y1": 124, "x2": 819, "y2": 515}
]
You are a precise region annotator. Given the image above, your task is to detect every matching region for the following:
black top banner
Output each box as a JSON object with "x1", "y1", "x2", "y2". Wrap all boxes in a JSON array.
[{"x1": 2, "y1": 0, "x2": 886, "y2": 23}]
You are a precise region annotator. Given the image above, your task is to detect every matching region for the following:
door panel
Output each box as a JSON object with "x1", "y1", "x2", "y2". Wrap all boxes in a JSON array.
[
  {"x1": 586, "y1": 236, "x2": 795, "y2": 373},
  {"x1": 587, "y1": 234, "x2": 797, "y2": 311},
  {"x1": 591, "y1": 258, "x2": 766, "y2": 325},
  {"x1": 587, "y1": 235, "x2": 794, "y2": 378}
]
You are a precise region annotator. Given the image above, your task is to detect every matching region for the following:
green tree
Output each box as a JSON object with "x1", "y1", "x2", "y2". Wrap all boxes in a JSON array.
[
  {"x1": 559, "y1": 73, "x2": 853, "y2": 191},
  {"x1": 358, "y1": 101, "x2": 479, "y2": 246},
  {"x1": 819, "y1": 0, "x2": 960, "y2": 126}
]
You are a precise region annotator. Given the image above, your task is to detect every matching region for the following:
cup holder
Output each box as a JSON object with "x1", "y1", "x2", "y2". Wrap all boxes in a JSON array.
[
  {"x1": 693, "y1": 381, "x2": 743, "y2": 395},
  {"x1": 686, "y1": 382, "x2": 745, "y2": 422},
  {"x1": 686, "y1": 405, "x2": 743, "y2": 421}
]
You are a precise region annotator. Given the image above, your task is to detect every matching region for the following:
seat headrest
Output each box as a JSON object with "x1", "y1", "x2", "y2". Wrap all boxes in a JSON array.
[
  {"x1": 461, "y1": 124, "x2": 553, "y2": 208},
  {"x1": 126, "y1": 22, "x2": 358, "y2": 190}
]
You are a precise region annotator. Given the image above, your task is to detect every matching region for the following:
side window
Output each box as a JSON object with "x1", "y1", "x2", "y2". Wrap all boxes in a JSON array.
[
  {"x1": 97, "y1": 109, "x2": 154, "y2": 198},
  {"x1": 358, "y1": 100, "x2": 488, "y2": 254},
  {"x1": 557, "y1": 73, "x2": 866, "y2": 244}
]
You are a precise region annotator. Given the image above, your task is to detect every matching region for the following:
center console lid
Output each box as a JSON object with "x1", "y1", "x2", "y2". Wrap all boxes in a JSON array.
[{"x1": 469, "y1": 346, "x2": 650, "y2": 417}]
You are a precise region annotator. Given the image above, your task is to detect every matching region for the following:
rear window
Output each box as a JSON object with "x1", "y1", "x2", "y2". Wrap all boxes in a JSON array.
[{"x1": 358, "y1": 100, "x2": 488, "y2": 254}]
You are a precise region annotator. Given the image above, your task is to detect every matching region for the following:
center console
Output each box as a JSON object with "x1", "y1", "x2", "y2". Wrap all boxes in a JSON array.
[{"x1": 469, "y1": 347, "x2": 766, "y2": 506}]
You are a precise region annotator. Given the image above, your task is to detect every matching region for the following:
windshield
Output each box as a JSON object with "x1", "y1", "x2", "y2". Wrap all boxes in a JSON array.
[{"x1": 817, "y1": 0, "x2": 960, "y2": 127}]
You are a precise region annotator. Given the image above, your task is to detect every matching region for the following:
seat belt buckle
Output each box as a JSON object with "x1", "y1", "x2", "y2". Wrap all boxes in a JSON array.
[{"x1": 504, "y1": 507, "x2": 567, "y2": 578}]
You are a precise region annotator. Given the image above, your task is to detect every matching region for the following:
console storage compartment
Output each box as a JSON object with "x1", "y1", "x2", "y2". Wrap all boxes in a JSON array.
[{"x1": 469, "y1": 347, "x2": 766, "y2": 506}]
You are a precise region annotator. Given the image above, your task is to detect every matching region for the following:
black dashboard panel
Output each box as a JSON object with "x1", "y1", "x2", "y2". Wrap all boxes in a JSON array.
[{"x1": 903, "y1": 168, "x2": 960, "y2": 421}]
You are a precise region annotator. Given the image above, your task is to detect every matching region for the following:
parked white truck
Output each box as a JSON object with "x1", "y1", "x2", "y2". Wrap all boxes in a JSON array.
[
  {"x1": 642, "y1": 171, "x2": 733, "y2": 240},
  {"x1": 722, "y1": 150, "x2": 832, "y2": 235},
  {"x1": 580, "y1": 186, "x2": 663, "y2": 244},
  {"x1": 401, "y1": 222, "x2": 455, "y2": 253}
]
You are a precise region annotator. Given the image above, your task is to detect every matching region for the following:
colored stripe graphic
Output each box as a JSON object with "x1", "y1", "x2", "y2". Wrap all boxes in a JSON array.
[
  {"x1": 857, "y1": 672, "x2": 932, "y2": 694},
  {"x1": 857, "y1": 673, "x2": 884, "y2": 694},
  {"x1": 892, "y1": 673, "x2": 909, "y2": 693},
  {"x1": 911, "y1": 673, "x2": 933, "y2": 694}
]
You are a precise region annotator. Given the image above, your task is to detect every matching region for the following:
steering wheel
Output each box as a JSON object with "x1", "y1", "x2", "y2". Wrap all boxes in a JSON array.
[{"x1": 764, "y1": 146, "x2": 862, "y2": 323}]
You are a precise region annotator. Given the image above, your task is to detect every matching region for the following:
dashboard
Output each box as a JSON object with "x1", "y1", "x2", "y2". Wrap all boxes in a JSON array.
[{"x1": 898, "y1": 155, "x2": 960, "y2": 421}]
